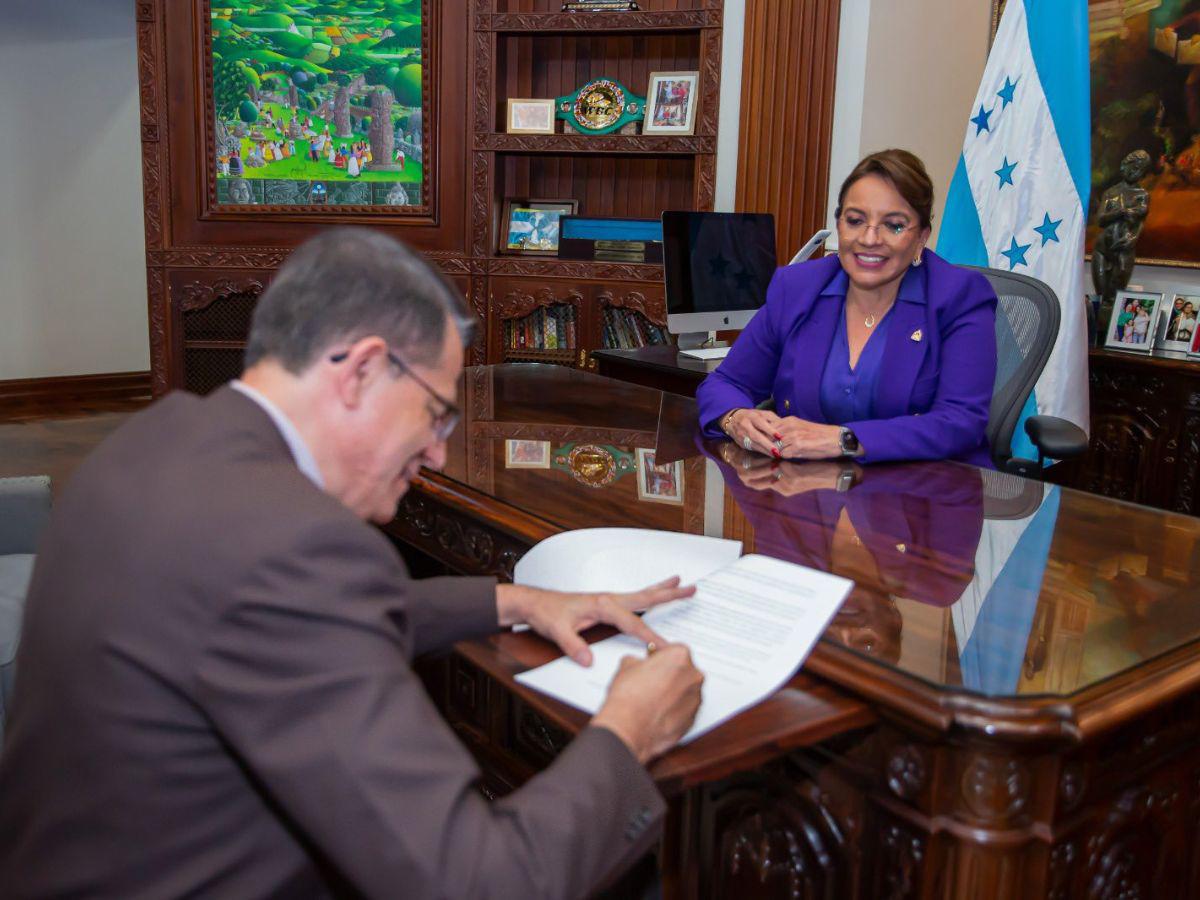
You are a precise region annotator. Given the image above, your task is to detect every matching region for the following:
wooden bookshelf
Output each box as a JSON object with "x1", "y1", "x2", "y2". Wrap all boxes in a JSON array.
[{"x1": 474, "y1": 0, "x2": 724, "y2": 367}]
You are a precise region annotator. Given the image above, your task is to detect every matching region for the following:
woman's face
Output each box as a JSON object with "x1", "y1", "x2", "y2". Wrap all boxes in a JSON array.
[
  {"x1": 836, "y1": 173, "x2": 930, "y2": 294},
  {"x1": 1186, "y1": 303, "x2": 1194, "y2": 315}
]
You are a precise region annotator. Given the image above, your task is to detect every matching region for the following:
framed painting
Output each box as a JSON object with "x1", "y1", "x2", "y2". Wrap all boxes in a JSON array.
[
  {"x1": 206, "y1": 0, "x2": 431, "y2": 213},
  {"x1": 991, "y1": 0, "x2": 1200, "y2": 266}
]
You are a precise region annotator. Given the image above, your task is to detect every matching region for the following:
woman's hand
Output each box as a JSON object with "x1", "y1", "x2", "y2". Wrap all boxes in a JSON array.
[
  {"x1": 723, "y1": 408, "x2": 786, "y2": 457},
  {"x1": 775, "y1": 418, "x2": 844, "y2": 460}
]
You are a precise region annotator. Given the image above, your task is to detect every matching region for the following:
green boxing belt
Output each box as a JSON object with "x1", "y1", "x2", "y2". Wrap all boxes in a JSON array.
[{"x1": 556, "y1": 78, "x2": 646, "y2": 135}]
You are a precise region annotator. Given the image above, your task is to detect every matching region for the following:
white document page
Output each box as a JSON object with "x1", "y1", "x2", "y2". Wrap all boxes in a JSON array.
[
  {"x1": 513, "y1": 528, "x2": 743, "y2": 593},
  {"x1": 515, "y1": 554, "x2": 853, "y2": 743}
]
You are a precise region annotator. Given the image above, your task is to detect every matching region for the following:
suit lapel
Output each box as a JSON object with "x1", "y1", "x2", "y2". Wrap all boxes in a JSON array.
[
  {"x1": 790, "y1": 296, "x2": 840, "y2": 422},
  {"x1": 874, "y1": 300, "x2": 928, "y2": 418}
]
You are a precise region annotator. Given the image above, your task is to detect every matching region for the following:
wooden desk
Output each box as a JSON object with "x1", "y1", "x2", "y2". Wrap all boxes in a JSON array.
[
  {"x1": 591, "y1": 347, "x2": 715, "y2": 398},
  {"x1": 388, "y1": 364, "x2": 1200, "y2": 899}
]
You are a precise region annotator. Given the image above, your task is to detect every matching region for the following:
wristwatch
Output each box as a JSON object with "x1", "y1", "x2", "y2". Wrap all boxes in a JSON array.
[
  {"x1": 836, "y1": 461, "x2": 861, "y2": 492},
  {"x1": 838, "y1": 427, "x2": 860, "y2": 457}
]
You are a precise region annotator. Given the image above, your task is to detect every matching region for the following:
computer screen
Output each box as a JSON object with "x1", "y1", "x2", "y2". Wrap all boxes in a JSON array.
[{"x1": 661, "y1": 212, "x2": 777, "y2": 340}]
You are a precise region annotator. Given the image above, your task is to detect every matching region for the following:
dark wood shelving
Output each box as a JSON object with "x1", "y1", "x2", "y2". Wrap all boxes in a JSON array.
[
  {"x1": 487, "y1": 257, "x2": 663, "y2": 281},
  {"x1": 477, "y1": 133, "x2": 715, "y2": 155},
  {"x1": 481, "y1": 10, "x2": 721, "y2": 33},
  {"x1": 474, "y1": 0, "x2": 722, "y2": 367}
]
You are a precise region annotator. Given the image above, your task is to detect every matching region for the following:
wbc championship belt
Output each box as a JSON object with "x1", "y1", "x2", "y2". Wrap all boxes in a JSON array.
[{"x1": 556, "y1": 78, "x2": 646, "y2": 135}]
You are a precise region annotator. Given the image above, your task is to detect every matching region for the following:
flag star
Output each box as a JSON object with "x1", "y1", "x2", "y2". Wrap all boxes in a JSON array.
[
  {"x1": 1033, "y1": 213, "x2": 1062, "y2": 245},
  {"x1": 997, "y1": 76, "x2": 1019, "y2": 109},
  {"x1": 1000, "y1": 236, "x2": 1032, "y2": 270},
  {"x1": 994, "y1": 157, "x2": 1018, "y2": 189},
  {"x1": 970, "y1": 105, "x2": 994, "y2": 136}
]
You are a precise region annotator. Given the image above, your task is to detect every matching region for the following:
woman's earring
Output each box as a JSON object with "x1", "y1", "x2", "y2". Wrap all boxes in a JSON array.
[{"x1": 912, "y1": 249, "x2": 924, "y2": 268}]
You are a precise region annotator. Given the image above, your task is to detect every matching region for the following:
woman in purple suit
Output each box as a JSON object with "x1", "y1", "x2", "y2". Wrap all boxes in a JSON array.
[{"x1": 697, "y1": 149, "x2": 998, "y2": 468}]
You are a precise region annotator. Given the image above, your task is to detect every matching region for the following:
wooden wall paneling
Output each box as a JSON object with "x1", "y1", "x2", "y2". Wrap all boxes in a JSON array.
[{"x1": 735, "y1": 0, "x2": 841, "y2": 261}]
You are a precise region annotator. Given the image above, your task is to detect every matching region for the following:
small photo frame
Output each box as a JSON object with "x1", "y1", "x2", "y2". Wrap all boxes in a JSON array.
[
  {"x1": 1105, "y1": 289, "x2": 1163, "y2": 353},
  {"x1": 1157, "y1": 293, "x2": 1200, "y2": 353},
  {"x1": 643, "y1": 71, "x2": 699, "y2": 135},
  {"x1": 636, "y1": 448, "x2": 684, "y2": 505},
  {"x1": 506, "y1": 98, "x2": 557, "y2": 135},
  {"x1": 500, "y1": 199, "x2": 578, "y2": 256},
  {"x1": 505, "y1": 440, "x2": 551, "y2": 469}
]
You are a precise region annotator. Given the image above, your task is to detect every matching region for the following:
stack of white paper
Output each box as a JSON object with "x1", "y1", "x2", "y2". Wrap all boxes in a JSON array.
[{"x1": 515, "y1": 552, "x2": 853, "y2": 743}]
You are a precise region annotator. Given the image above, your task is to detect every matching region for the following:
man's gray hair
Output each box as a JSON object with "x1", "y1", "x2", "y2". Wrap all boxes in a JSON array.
[{"x1": 244, "y1": 228, "x2": 477, "y2": 373}]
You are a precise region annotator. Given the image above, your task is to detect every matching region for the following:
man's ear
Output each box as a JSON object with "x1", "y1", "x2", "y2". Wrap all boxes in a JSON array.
[{"x1": 329, "y1": 336, "x2": 388, "y2": 410}]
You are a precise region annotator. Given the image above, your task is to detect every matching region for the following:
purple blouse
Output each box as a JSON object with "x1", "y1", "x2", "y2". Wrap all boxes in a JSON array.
[{"x1": 819, "y1": 280, "x2": 894, "y2": 425}]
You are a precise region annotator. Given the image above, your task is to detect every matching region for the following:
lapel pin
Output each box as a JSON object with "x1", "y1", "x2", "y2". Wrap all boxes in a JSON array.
[{"x1": 910, "y1": 329, "x2": 923, "y2": 342}]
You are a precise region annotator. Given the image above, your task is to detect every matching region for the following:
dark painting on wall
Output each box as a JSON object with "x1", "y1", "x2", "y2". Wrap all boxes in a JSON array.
[
  {"x1": 208, "y1": 0, "x2": 427, "y2": 210},
  {"x1": 992, "y1": 0, "x2": 1200, "y2": 266}
]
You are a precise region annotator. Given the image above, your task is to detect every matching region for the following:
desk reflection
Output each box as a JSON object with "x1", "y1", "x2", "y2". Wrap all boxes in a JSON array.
[{"x1": 708, "y1": 444, "x2": 1062, "y2": 696}]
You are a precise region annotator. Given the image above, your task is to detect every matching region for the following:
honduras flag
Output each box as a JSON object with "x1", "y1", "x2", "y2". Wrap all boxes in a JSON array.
[
  {"x1": 937, "y1": 0, "x2": 1091, "y2": 461},
  {"x1": 952, "y1": 480, "x2": 1061, "y2": 695}
]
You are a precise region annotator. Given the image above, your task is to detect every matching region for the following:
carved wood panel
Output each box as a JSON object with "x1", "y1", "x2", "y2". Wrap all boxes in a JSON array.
[{"x1": 1061, "y1": 352, "x2": 1200, "y2": 514}]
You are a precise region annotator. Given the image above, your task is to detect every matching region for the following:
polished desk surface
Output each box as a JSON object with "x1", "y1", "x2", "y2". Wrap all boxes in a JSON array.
[{"x1": 421, "y1": 364, "x2": 1200, "y2": 739}]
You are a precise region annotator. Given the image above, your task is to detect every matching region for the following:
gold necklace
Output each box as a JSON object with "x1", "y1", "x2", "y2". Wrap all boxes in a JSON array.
[{"x1": 854, "y1": 301, "x2": 893, "y2": 329}]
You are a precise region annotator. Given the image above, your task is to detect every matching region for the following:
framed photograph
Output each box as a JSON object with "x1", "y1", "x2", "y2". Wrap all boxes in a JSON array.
[
  {"x1": 1156, "y1": 293, "x2": 1200, "y2": 353},
  {"x1": 636, "y1": 448, "x2": 684, "y2": 505},
  {"x1": 506, "y1": 99, "x2": 556, "y2": 135},
  {"x1": 505, "y1": 440, "x2": 551, "y2": 469},
  {"x1": 1105, "y1": 290, "x2": 1163, "y2": 353},
  {"x1": 499, "y1": 199, "x2": 578, "y2": 256},
  {"x1": 643, "y1": 71, "x2": 699, "y2": 135},
  {"x1": 207, "y1": 0, "x2": 429, "y2": 212}
]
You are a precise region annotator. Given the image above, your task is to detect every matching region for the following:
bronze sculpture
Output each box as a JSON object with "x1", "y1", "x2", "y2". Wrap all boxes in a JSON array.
[{"x1": 1092, "y1": 150, "x2": 1151, "y2": 325}]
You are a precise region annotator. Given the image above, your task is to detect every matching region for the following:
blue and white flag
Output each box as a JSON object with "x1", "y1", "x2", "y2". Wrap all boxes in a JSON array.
[{"x1": 937, "y1": 0, "x2": 1091, "y2": 459}]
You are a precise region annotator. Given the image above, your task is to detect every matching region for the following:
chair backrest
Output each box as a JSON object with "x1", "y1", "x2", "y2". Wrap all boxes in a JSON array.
[{"x1": 964, "y1": 267, "x2": 1061, "y2": 467}]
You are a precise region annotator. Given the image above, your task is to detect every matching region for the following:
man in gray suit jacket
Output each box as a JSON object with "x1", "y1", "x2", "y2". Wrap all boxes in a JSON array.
[{"x1": 0, "y1": 229, "x2": 703, "y2": 898}]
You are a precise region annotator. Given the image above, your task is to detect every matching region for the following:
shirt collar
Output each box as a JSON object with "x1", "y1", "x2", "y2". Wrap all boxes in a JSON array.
[
  {"x1": 230, "y1": 380, "x2": 325, "y2": 489},
  {"x1": 820, "y1": 255, "x2": 928, "y2": 303}
]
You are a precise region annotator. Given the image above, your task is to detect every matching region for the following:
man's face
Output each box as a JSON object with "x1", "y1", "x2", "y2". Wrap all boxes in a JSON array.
[{"x1": 335, "y1": 323, "x2": 463, "y2": 523}]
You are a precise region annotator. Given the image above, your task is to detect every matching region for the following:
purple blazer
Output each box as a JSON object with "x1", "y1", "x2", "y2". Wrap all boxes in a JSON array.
[{"x1": 696, "y1": 251, "x2": 998, "y2": 468}]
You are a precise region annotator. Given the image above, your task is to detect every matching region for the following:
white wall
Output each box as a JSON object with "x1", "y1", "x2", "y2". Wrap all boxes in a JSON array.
[
  {"x1": 826, "y1": 0, "x2": 990, "y2": 246},
  {"x1": 713, "y1": 0, "x2": 746, "y2": 213},
  {"x1": 0, "y1": 1, "x2": 149, "y2": 380}
]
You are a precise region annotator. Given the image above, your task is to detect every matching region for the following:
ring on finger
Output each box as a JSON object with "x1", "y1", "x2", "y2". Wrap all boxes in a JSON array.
[{"x1": 742, "y1": 435, "x2": 753, "y2": 451}]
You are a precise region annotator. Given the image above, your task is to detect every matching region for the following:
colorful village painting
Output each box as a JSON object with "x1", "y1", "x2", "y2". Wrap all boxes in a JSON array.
[{"x1": 210, "y1": 1, "x2": 425, "y2": 207}]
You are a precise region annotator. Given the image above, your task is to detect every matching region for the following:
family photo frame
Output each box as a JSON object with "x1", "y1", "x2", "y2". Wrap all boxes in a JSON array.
[
  {"x1": 643, "y1": 71, "x2": 699, "y2": 135},
  {"x1": 1104, "y1": 289, "x2": 1162, "y2": 353},
  {"x1": 499, "y1": 199, "x2": 579, "y2": 256},
  {"x1": 1156, "y1": 293, "x2": 1200, "y2": 353}
]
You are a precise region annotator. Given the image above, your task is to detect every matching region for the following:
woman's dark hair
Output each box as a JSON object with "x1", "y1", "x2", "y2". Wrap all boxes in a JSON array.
[{"x1": 835, "y1": 148, "x2": 935, "y2": 230}]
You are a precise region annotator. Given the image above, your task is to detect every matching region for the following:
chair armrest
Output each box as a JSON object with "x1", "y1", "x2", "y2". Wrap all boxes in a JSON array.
[
  {"x1": 0, "y1": 477, "x2": 52, "y2": 555},
  {"x1": 1024, "y1": 415, "x2": 1088, "y2": 461}
]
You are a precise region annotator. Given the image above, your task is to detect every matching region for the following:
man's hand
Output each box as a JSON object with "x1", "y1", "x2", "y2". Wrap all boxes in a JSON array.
[
  {"x1": 592, "y1": 645, "x2": 704, "y2": 764},
  {"x1": 496, "y1": 577, "x2": 696, "y2": 666}
]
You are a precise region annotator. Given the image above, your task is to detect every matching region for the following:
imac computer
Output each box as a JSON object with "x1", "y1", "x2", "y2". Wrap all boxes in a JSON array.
[{"x1": 662, "y1": 211, "x2": 778, "y2": 359}]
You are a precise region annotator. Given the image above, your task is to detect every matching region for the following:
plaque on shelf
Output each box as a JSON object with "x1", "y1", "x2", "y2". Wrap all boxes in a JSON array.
[
  {"x1": 561, "y1": 1, "x2": 639, "y2": 10},
  {"x1": 500, "y1": 198, "x2": 579, "y2": 256},
  {"x1": 556, "y1": 79, "x2": 646, "y2": 135},
  {"x1": 558, "y1": 216, "x2": 663, "y2": 264}
]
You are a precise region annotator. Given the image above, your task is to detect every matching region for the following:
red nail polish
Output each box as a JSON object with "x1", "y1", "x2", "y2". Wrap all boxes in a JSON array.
[
  {"x1": 772, "y1": 448, "x2": 782, "y2": 459},
  {"x1": 773, "y1": 432, "x2": 783, "y2": 440}
]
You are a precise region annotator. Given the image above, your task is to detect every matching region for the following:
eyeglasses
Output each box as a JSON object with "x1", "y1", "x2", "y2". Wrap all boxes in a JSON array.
[
  {"x1": 329, "y1": 348, "x2": 461, "y2": 441},
  {"x1": 838, "y1": 212, "x2": 921, "y2": 242}
]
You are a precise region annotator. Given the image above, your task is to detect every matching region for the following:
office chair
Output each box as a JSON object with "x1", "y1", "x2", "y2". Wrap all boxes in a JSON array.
[{"x1": 966, "y1": 267, "x2": 1089, "y2": 478}]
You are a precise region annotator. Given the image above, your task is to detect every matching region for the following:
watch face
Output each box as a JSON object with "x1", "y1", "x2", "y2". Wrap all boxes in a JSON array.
[{"x1": 840, "y1": 429, "x2": 859, "y2": 453}]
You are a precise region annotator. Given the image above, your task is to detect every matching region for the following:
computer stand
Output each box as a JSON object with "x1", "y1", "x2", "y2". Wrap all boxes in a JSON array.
[
  {"x1": 676, "y1": 331, "x2": 732, "y2": 361},
  {"x1": 675, "y1": 330, "x2": 728, "y2": 351}
]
